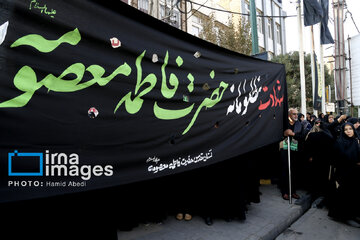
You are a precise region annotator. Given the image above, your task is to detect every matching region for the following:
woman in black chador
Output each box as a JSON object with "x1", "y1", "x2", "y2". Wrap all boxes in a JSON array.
[
  {"x1": 304, "y1": 120, "x2": 334, "y2": 202},
  {"x1": 328, "y1": 123, "x2": 360, "y2": 227}
]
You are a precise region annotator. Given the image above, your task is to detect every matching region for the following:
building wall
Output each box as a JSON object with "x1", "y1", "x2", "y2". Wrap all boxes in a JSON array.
[
  {"x1": 186, "y1": 0, "x2": 232, "y2": 38},
  {"x1": 345, "y1": 34, "x2": 360, "y2": 106},
  {"x1": 129, "y1": 0, "x2": 186, "y2": 31},
  {"x1": 126, "y1": 0, "x2": 286, "y2": 57},
  {"x1": 217, "y1": 0, "x2": 242, "y2": 27},
  {"x1": 187, "y1": 0, "x2": 231, "y2": 27},
  {"x1": 243, "y1": 0, "x2": 286, "y2": 57}
]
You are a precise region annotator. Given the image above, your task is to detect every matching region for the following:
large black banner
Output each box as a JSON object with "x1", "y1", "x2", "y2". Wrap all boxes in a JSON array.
[{"x1": 0, "y1": 0, "x2": 287, "y2": 202}]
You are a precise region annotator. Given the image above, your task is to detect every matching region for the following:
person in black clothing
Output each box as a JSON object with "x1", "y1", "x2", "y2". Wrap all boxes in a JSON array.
[
  {"x1": 298, "y1": 113, "x2": 312, "y2": 131},
  {"x1": 324, "y1": 114, "x2": 335, "y2": 125},
  {"x1": 304, "y1": 119, "x2": 335, "y2": 203},
  {"x1": 173, "y1": 170, "x2": 195, "y2": 222},
  {"x1": 347, "y1": 117, "x2": 360, "y2": 136},
  {"x1": 327, "y1": 114, "x2": 347, "y2": 138},
  {"x1": 310, "y1": 114, "x2": 317, "y2": 126},
  {"x1": 280, "y1": 108, "x2": 307, "y2": 200},
  {"x1": 328, "y1": 123, "x2": 360, "y2": 228},
  {"x1": 298, "y1": 113, "x2": 305, "y2": 122},
  {"x1": 199, "y1": 158, "x2": 248, "y2": 226}
]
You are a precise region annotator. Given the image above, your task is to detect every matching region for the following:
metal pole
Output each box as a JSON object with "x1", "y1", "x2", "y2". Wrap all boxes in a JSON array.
[
  {"x1": 250, "y1": 0, "x2": 259, "y2": 55},
  {"x1": 333, "y1": 0, "x2": 340, "y2": 113},
  {"x1": 297, "y1": 0, "x2": 307, "y2": 115},
  {"x1": 310, "y1": 26, "x2": 318, "y2": 116},
  {"x1": 347, "y1": 35, "x2": 353, "y2": 116},
  {"x1": 321, "y1": 45, "x2": 326, "y2": 114},
  {"x1": 287, "y1": 136, "x2": 292, "y2": 204},
  {"x1": 339, "y1": 1, "x2": 346, "y2": 109},
  {"x1": 333, "y1": 0, "x2": 346, "y2": 113}
]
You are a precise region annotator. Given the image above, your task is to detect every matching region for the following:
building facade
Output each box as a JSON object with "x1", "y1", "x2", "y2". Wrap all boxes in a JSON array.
[
  {"x1": 186, "y1": 0, "x2": 287, "y2": 57},
  {"x1": 126, "y1": 0, "x2": 186, "y2": 30},
  {"x1": 126, "y1": 0, "x2": 286, "y2": 57}
]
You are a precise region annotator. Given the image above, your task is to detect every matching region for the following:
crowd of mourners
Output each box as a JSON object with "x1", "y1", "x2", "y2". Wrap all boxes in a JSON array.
[
  {"x1": 281, "y1": 108, "x2": 360, "y2": 228},
  {"x1": 110, "y1": 108, "x2": 360, "y2": 230},
  {"x1": 2, "y1": 109, "x2": 360, "y2": 239}
]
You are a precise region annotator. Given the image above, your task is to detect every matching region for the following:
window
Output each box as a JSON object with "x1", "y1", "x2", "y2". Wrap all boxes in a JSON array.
[
  {"x1": 192, "y1": 16, "x2": 201, "y2": 24},
  {"x1": 267, "y1": 18, "x2": 273, "y2": 40},
  {"x1": 268, "y1": 51, "x2": 274, "y2": 60},
  {"x1": 138, "y1": 0, "x2": 149, "y2": 13},
  {"x1": 171, "y1": 11, "x2": 180, "y2": 29},
  {"x1": 257, "y1": 10, "x2": 263, "y2": 34},
  {"x1": 214, "y1": 26, "x2": 220, "y2": 44},
  {"x1": 274, "y1": 4, "x2": 280, "y2": 19},
  {"x1": 160, "y1": 4, "x2": 181, "y2": 29},
  {"x1": 276, "y1": 23, "x2": 281, "y2": 44},
  {"x1": 244, "y1": 1, "x2": 250, "y2": 24},
  {"x1": 192, "y1": 25, "x2": 200, "y2": 37},
  {"x1": 160, "y1": 4, "x2": 167, "y2": 19}
]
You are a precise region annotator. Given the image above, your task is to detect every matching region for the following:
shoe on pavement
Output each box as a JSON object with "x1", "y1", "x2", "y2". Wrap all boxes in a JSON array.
[
  {"x1": 282, "y1": 194, "x2": 290, "y2": 200},
  {"x1": 292, "y1": 193, "x2": 300, "y2": 199},
  {"x1": 176, "y1": 213, "x2": 184, "y2": 221},
  {"x1": 184, "y1": 213, "x2": 192, "y2": 221},
  {"x1": 205, "y1": 217, "x2": 213, "y2": 226}
]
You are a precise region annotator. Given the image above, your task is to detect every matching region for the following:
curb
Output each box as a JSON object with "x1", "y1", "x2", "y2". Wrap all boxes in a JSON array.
[{"x1": 259, "y1": 194, "x2": 312, "y2": 240}]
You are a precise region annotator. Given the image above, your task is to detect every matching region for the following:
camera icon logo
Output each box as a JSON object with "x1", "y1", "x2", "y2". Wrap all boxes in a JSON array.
[{"x1": 8, "y1": 150, "x2": 43, "y2": 176}]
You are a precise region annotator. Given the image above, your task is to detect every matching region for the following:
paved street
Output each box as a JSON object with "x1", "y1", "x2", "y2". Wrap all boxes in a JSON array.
[
  {"x1": 276, "y1": 207, "x2": 360, "y2": 240},
  {"x1": 117, "y1": 184, "x2": 311, "y2": 240},
  {"x1": 117, "y1": 184, "x2": 360, "y2": 240}
]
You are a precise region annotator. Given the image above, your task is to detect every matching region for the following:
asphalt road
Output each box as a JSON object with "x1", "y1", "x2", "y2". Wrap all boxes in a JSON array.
[
  {"x1": 117, "y1": 184, "x2": 310, "y2": 240},
  {"x1": 276, "y1": 207, "x2": 360, "y2": 240}
]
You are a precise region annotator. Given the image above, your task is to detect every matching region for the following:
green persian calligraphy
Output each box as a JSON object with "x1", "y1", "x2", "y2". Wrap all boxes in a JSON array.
[
  {"x1": 0, "y1": 63, "x2": 131, "y2": 108},
  {"x1": 11, "y1": 28, "x2": 81, "y2": 53},
  {"x1": 1, "y1": 28, "x2": 228, "y2": 135}
]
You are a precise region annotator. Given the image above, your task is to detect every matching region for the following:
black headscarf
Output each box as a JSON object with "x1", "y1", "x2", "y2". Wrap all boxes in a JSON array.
[
  {"x1": 336, "y1": 123, "x2": 360, "y2": 164},
  {"x1": 347, "y1": 117, "x2": 359, "y2": 125},
  {"x1": 298, "y1": 113, "x2": 304, "y2": 122},
  {"x1": 319, "y1": 121, "x2": 333, "y2": 138},
  {"x1": 324, "y1": 114, "x2": 329, "y2": 123}
]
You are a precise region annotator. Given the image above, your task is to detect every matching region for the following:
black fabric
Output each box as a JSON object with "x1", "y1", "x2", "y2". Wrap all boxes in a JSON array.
[
  {"x1": 257, "y1": 142, "x2": 281, "y2": 181},
  {"x1": 1, "y1": 150, "x2": 263, "y2": 238},
  {"x1": 304, "y1": 130, "x2": 334, "y2": 198},
  {"x1": 335, "y1": 123, "x2": 360, "y2": 167},
  {"x1": 326, "y1": 118, "x2": 343, "y2": 138},
  {"x1": 0, "y1": 0, "x2": 287, "y2": 203},
  {"x1": 347, "y1": 117, "x2": 359, "y2": 126},
  {"x1": 288, "y1": 120, "x2": 306, "y2": 142},
  {"x1": 328, "y1": 123, "x2": 360, "y2": 220},
  {"x1": 303, "y1": 0, "x2": 334, "y2": 44},
  {"x1": 320, "y1": 0, "x2": 334, "y2": 44},
  {"x1": 303, "y1": 0, "x2": 323, "y2": 26}
]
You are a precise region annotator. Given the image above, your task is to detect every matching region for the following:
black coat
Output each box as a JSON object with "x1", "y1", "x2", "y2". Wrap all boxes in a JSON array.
[
  {"x1": 328, "y1": 123, "x2": 360, "y2": 220},
  {"x1": 333, "y1": 125, "x2": 360, "y2": 185},
  {"x1": 304, "y1": 130, "x2": 334, "y2": 197}
]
